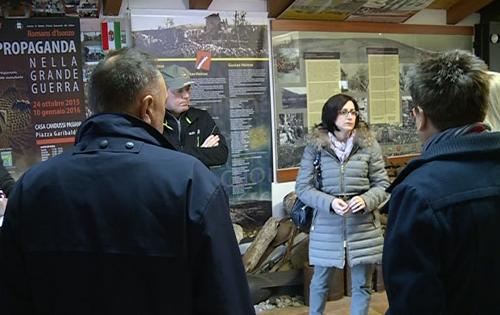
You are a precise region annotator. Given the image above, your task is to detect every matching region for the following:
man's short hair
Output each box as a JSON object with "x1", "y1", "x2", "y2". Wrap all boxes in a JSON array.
[
  {"x1": 88, "y1": 48, "x2": 161, "y2": 113},
  {"x1": 407, "y1": 50, "x2": 490, "y2": 130}
]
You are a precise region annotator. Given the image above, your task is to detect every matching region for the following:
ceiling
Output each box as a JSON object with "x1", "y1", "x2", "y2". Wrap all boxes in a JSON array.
[
  {"x1": 267, "y1": 0, "x2": 497, "y2": 24},
  {"x1": 101, "y1": 0, "x2": 498, "y2": 24}
]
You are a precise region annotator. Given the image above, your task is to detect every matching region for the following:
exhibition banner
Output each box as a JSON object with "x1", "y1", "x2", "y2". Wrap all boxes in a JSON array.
[
  {"x1": 0, "y1": 17, "x2": 85, "y2": 178},
  {"x1": 132, "y1": 10, "x2": 273, "y2": 229}
]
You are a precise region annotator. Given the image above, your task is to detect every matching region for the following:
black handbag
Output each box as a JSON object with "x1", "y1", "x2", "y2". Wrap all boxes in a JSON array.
[{"x1": 290, "y1": 151, "x2": 322, "y2": 232}]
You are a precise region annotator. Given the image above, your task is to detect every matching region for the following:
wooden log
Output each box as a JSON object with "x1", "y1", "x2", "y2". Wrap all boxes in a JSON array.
[
  {"x1": 247, "y1": 269, "x2": 303, "y2": 304},
  {"x1": 233, "y1": 224, "x2": 244, "y2": 244},
  {"x1": 282, "y1": 191, "x2": 297, "y2": 216},
  {"x1": 242, "y1": 217, "x2": 280, "y2": 272}
]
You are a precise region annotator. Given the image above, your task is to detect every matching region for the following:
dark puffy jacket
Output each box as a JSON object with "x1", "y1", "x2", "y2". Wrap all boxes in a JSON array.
[
  {"x1": 163, "y1": 107, "x2": 228, "y2": 167},
  {"x1": 0, "y1": 114, "x2": 254, "y2": 315},
  {"x1": 383, "y1": 131, "x2": 500, "y2": 315}
]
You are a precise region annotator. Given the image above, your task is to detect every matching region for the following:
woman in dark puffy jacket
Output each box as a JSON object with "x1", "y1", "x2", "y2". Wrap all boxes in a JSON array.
[{"x1": 295, "y1": 93, "x2": 389, "y2": 315}]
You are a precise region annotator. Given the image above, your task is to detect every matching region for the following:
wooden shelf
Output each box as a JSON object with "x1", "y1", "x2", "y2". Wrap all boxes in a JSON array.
[{"x1": 271, "y1": 20, "x2": 473, "y2": 35}]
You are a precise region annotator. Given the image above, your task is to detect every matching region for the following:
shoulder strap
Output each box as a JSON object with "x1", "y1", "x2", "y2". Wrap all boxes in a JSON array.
[{"x1": 313, "y1": 150, "x2": 322, "y2": 190}]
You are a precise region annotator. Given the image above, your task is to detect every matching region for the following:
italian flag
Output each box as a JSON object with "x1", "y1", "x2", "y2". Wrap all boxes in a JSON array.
[{"x1": 101, "y1": 21, "x2": 121, "y2": 51}]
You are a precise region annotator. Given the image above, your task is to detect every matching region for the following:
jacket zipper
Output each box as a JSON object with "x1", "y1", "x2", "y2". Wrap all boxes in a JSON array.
[
  {"x1": 340, "y1": 163, "x2": 347, "y2": 250},
  {"x1": 340, "y1": 146, "x2": 359, "y2": 264},
  {"x1": 175, "y1": 118, "x2": 182, "y2": 148}
]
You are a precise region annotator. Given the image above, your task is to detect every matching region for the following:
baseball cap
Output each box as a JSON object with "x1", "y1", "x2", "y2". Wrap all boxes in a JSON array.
[{"x1": 162, "y1": 65, "x2": 195, "y2": 90}]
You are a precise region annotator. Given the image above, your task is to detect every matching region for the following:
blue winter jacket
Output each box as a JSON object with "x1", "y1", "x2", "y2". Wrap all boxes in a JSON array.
[
  {"x1": 0, "y1": 114, "x2": 254, "y2": 315},
  {"x1": 383, "y1": 131, "x2": 500, "y2": 315}
]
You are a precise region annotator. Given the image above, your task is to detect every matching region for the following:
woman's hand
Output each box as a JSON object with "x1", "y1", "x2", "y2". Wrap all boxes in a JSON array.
[
  {"x1": 348, "y1": 196, "x2": 366, "y2": 213},
  {"x1": 331, "y1": 198, "x2": 349, "y2": 216}
]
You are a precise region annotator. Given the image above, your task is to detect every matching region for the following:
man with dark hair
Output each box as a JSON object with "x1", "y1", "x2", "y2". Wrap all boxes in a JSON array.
[
  {"x1": 0, "y1": 48, "x2": 254, "y2": 315},
  {"x1": 383, "y1": 50, "x2": 500, "y2": 315},
  {"x1": 162, "y1": 64, "x2": 228, "y2": 167}
]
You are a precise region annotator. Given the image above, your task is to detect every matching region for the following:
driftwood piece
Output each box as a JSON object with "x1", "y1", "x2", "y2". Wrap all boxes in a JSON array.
[
  {"x1": 270, "y1": 219, "x2": 294, "y2": 247},
  {"x1": 270, "y1": 226, "x2": 298, "y2": 272},
  {"x1": 255, "y1": 245, "x2": 286, "y2": 274},
  {"x1": 280, "y1": 233, "x2": 309, "y2": 271},
  {"x1": 253, "y1": 218, "x2": 295, "y2": 273},
  {"x1": 242, "y1": 217, "x2": 280, "y2": 272},
  {"x1": 247, "y1": 269, "x2": 303, "y2": 304},
  {"x1": 230, "y1": 200, "x2": 270, "y2": 229},
  {"x1": 233, "y1": 224, "x2": 244, "y2": 244},
  {"x1": 282, "y1": 191, "x2": 298, "y2": 217}
]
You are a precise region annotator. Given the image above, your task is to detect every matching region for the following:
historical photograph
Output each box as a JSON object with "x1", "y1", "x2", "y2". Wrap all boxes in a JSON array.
[
  {"x1": 275, "y1": 47, "x2": 301, "y2": 83},
  {"x1": 133, "y1": 11, "x2": 268, "y2": 58}
]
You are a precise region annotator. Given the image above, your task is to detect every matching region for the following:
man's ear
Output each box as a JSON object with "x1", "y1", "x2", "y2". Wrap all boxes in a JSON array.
[
  {"x1": 415, "y1": 106, "x2": 427, "y2": 132},
  {"x1": 139, "y1": 94, "x2": 154, "y2": 125}
]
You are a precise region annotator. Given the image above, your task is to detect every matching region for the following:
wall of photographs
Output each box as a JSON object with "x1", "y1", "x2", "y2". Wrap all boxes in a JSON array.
[{"x1": 270, "y1": 21, "x2": 473, "y2": 181}]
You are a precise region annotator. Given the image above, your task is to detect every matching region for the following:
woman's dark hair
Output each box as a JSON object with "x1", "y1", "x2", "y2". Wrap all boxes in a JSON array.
[{"x1": 321, "y1": 93, "x2": 360, "y2": 133}]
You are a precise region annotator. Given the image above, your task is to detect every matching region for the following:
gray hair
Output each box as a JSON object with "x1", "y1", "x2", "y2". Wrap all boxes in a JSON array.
[
  {"x1": 407, "y1": 49, "x2": 490, "y2": 130},
  {"x1": 88, "y1": 48, "x2": 161, "y2": 113}
]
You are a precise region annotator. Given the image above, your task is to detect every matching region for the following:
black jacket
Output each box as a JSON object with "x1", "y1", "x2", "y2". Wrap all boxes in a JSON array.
[
  {"x1": 0, "y1": 114, "x2": 254, "y2": 315},
  {"x1": 0, "y1": 164, "x2": 15, "y2": 196},
  {"x1": 163, "y1": 107, "x2": 228, "y2": 167},
  {"x1": 383, "y1": 131, "x2": 500, "y2": 315}
]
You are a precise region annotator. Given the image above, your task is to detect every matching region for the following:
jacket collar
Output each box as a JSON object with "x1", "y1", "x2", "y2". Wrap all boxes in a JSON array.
[
  {"x1": 387, "y1": 132, "x2": 500, "y2": 192},
  {"x1": 164, "y1": 107, "x2": 200, "y2": 131},
  {"x1": 308, "y1": 122, "x2": 375, "y2": 151},
  {"x1": 76, "y1": 113, "x2": 174, "y2": 150}
]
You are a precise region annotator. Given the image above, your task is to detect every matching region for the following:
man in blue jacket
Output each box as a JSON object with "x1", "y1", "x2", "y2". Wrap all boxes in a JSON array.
[
  {"x1": 383, "y1": 50, "x2": 500, "y2": 315},
  {"x1": 0, "y1": 48, "x2": 254, "y2": 315}
]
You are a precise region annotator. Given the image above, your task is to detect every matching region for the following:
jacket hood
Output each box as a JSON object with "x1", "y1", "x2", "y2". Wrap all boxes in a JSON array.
[
  {"x1": 387, "y1": 131, "x2": 500, "y2": 193},
  {"x1": 307, "y1": 121, "x2": 376, "y2": 150},
  {"x1": 75, "y1": 113, "x2": 174, "y2": 149}
]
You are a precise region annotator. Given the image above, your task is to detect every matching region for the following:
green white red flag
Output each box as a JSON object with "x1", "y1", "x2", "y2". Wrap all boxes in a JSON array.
[{"x1": 101, "y1": 21, "x2": 121, "y2": 51}]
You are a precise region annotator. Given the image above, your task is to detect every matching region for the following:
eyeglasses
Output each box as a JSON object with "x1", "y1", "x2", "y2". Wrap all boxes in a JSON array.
[
  {"x1": 338, "y1": 109, "x2": 359, "y2": 118},
  {"x1": 170, "y1": 85, "x2": 191, "y2": 96}
]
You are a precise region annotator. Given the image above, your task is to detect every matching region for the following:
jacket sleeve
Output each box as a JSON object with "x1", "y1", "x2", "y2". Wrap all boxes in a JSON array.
[
  {"x1": 383, "y1": 184, "x2": 445, "y2": 315},
  {"x1": 183, "y1": 114, "x2": 229, "y2": 167},
  {"x1": 0, "y1": 164, "x2": 16, "y2": 197},
  {"x1": 295, "y1": 145, "x2": 334, "y2": 214},
  {"x1": 0, "y1": 178, "x2": 36, "y2": 313},
  {"x1": 360, "y1": 141, "x2": 390, "y2": 212},
  {"x1": 189, "y1": 170, "x2": 254, "y2": 315}
]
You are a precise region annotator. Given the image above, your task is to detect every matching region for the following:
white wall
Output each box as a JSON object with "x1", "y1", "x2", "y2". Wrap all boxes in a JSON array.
[
  {"x1": 123, "y1": 1, "x2": 480, "y2": 218},
  {"x1": 124, "y1": 0, "x2": 267, "y2": 12},
  {"x1": 405, "y1": 9, "x2": 479, "y2": 26}
]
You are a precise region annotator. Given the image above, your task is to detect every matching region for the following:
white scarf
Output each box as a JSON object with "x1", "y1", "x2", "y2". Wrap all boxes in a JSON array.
[{"x1": 328, "y1": 131, "x2": 355, "y2": 163}]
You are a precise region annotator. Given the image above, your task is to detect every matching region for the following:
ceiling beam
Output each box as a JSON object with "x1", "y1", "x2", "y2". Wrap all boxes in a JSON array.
[
  {"x1": 102, "y1": 0, "x2": 123, "y2": 16},
  {"x1": 479, "y1": 0, "x2": 500, "y2": 23},
  {"x1": 189, "y1": 0, "x2": 213, "y2": 10},
  {"x1": 427, "y1": 0, "x2": 460, "y2": 10},
  {"x1": 267, "y1": 0, "x2": 295, "y2": 18},
  {"x1": 446, "y1": 0, "x2": 494, "y2": 24}
]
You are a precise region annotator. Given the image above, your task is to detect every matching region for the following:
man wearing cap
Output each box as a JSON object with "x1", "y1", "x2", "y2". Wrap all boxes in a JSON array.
[{"x1": 162, "y1": 65, "x2": 228, "y2": 167}]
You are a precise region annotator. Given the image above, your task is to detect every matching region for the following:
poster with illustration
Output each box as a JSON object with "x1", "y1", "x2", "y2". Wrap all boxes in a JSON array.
[
  {"x1": 132, "y1": 9, "x2": 273, "y2": 230},
  {"x1": 0, "y1": 17, "x2": 85, "y2": 178}
]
